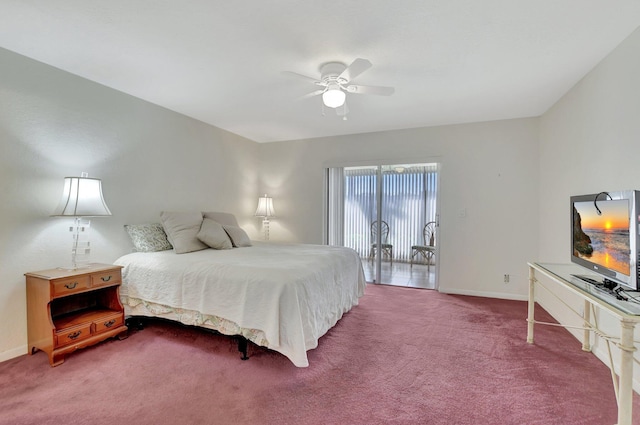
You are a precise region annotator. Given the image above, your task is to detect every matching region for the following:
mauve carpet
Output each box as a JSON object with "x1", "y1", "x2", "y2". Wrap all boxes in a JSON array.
[{"x1": 1, "y1": 284, "x2": 639, "y2": 425}]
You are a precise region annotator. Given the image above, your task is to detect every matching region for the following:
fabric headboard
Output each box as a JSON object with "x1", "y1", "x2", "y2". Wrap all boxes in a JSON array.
[{"x1": 203, "y1": 211, "x2": 239, "y2": 227}]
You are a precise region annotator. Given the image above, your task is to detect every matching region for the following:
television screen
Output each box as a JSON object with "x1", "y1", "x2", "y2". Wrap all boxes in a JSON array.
[{"x1": 573, "y1": 199, "x2": 630, "y2": 277}]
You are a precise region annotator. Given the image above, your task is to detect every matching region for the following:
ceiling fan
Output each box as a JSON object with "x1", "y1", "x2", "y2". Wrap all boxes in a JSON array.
[{"x1": 284, "y1": 58, "x2": 394, "y2": 117}]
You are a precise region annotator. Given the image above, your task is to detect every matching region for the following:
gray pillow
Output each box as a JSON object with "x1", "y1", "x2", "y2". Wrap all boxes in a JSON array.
[
  {"x1": 202, "y1": 211, "x2": 239, "y2": 227},
  {"x1": 223, "y1": 225, "x2": 252, "y2": 247},
  {"x1": 124, "y1": 223, "x2": 173, "y2": 252},
  {"x1": 197, "y1": 218, "x2": 233, "y2": 250},
  {"x1": 160, "y1": 211, "x2": 208, "y2": 254}
]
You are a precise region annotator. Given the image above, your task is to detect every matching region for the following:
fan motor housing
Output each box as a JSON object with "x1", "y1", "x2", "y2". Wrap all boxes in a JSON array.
[{"x1": 319, "y1": 62, "x2": 346, "y2": 80}]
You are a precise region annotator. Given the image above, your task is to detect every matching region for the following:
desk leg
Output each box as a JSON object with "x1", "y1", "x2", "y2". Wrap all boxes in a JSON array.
[
  {"x1": 617, "y1": 320, "x2": 636, "y2": 425},
  {"x1": 582, "y1": 300, "x2": 591, "y2": 352},
  {"x1": 527, "y1": 266, "x2": 535, "y2": 344}
]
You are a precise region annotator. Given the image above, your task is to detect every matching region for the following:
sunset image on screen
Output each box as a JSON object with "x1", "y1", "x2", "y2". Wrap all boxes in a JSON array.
[
  {"x1": 574, "y1": 199, "x2": 630, "y2": 275},
  {"x1": 578, "y1": 201, "x2": 629, "y2": 230}
]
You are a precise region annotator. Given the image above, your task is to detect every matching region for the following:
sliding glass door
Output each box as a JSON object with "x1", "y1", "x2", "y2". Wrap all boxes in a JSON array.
[{"x1": 327, "y1": 163, "x2": 439, "y2": 288}]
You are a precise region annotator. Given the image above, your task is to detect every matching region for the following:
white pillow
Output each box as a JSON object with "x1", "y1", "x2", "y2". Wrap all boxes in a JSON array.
[
  {"x1": 223, "y1": 225, "x2": 252, "y2": 247},
  {"x1": 160, "y1": 211, "x2": 208, "y2": 254},
  {"x1": 197, "y1": 218, "x2": 233, "y2": 250}
]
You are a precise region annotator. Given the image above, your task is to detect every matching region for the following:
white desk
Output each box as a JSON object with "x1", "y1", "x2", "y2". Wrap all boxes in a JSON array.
[{"x1": 527, "y1": 262, "x2": 640, "y2": 425}]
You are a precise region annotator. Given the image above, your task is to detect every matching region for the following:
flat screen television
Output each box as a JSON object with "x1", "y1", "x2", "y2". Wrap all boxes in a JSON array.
[{"x1": 571, "y1": 190, "x2": 640, "y2": 292}]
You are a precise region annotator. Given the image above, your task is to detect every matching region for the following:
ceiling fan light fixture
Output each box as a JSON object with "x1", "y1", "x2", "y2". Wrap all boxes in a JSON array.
[
  {"x1": 285, "y1": 58, "x2": 393, "y2": 116},
  {"x1": 322, "y1": 84, "x2": 346, "y2": 108}
]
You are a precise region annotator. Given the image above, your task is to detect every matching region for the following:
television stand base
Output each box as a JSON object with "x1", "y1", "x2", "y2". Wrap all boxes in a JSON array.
[{"x1": 529, "y1": 263, "x2": 639, "y2": 425}]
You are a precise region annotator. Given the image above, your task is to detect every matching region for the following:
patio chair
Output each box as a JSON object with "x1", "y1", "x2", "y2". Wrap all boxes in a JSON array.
[
  {"x1": 369, "y1": 220, "x2": 393, "y2": 265},
  {"x1": 410, "y1": 221, "x2": 436, "y2": 268}
]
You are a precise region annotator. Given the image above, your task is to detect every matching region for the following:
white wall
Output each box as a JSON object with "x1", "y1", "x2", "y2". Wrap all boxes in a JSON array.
[
  {"x1": 538, "y1": 26, "x2": 640, "y2": 389},
  {"x1": 0, "y1": 47, "x2": 260, "y2": 361},
  {"x1": 258, "y1": 118, "x2": 540, "y2": 299}
]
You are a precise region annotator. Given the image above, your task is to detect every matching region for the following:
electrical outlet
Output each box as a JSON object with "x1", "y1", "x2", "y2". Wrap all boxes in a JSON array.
[{"x1": 503, "y1": 274, "x2": 510, "y2": 283}]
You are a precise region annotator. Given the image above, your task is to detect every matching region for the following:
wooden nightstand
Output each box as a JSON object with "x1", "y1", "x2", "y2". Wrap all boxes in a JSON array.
[{"x1": 25, "y1": 263, "x2": 128, "y2": 366}]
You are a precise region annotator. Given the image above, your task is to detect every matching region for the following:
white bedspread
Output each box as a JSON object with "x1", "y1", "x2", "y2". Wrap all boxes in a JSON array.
[{"x1": 114, "y1": 242, "x2": 366, "y2": 367}]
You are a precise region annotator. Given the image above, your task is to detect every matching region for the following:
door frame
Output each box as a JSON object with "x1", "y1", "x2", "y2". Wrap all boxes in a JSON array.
[{"x1": 323, "y1": 158, "x2": 441, "y2": 289}]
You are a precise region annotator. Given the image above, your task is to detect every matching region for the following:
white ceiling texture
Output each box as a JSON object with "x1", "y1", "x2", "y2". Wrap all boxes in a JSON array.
[{"x1": 1, "y1": 1, "x2": 640, "y2": 143}]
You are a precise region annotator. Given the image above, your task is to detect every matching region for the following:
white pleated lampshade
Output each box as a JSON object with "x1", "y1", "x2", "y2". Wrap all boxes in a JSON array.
[
  {"x1": 51, "y1": 176, "x2": 112, "y2": 217},
  {"x1": 255, "y1": 194, "x2": 275, "y2": 218}
]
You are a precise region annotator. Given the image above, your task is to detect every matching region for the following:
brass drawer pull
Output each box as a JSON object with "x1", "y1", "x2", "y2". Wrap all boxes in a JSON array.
[
  {"x1": 104, "y1": 319, "x2": 116, "y2": 328},
  {"x1": 67, "y1": 331, "x2": 82, "y2": 340},
  {"x1": 101, "y1": 275, "x2": 112, "y2": 282},
  {"x1": 64, "y1": 282, "x2": 78, "y2": 289}
]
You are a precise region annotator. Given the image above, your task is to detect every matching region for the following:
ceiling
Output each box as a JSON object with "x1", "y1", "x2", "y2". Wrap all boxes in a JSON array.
[{"x1": 1, "y1": 1, "x2": 640, "y2": 143}]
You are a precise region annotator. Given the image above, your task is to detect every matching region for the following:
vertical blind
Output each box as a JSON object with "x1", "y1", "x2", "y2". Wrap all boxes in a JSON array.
[{"x1": 340, "y1": 164, "x2": 438, "y2": 262}]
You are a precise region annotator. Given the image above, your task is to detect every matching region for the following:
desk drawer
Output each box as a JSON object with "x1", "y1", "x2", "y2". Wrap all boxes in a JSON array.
[
  {"x1": 52, "y1": 276, "x2": 90, "y2": 297},
  {"x1": 94, "y1": 313, "x2": 124, "y2": 334},
  {"x1": 55, "y1": 323, "x2": 92, "y2": 347},
  {"x1": 91, "y1": 270, "x2": 121, "y2": 288}
]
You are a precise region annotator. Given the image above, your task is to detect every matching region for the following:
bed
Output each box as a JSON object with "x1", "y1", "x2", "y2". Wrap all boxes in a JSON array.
[{"x1": 115, "y1": 211, "x2": 366, "y2": 367}]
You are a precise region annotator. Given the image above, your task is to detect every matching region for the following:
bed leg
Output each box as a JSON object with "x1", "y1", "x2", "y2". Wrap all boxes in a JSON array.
[{"x1": 237, "y1": 336, "x2": 249, "y2": 361}]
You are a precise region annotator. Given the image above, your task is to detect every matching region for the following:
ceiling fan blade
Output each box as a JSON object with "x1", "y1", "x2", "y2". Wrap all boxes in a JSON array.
[
  {"x1": 339, "y1": 58, "x2": 372, "y2": 82},
  {"x1": 346, "y1": 84, "x2": 394, "y2": 96},
  {"x1": 282, "y1": 71, "x2": 322, "y2": 85},
  {"x1": 298, "y1": 89, "x2": 325, "y2": 100}
]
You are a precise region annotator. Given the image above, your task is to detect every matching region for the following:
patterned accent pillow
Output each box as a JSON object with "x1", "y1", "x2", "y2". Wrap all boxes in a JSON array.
[{"x1": 124, "y1": 223, "x2": 173, "y2": 252}]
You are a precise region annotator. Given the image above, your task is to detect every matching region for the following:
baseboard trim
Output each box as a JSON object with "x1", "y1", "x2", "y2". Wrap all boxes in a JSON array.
[
  {"x1": 0, "y1": 345, "x2": 27, "y2": 363},
  {"x1": 439, "y1": 287, "x2": 528, "y2": 301}
]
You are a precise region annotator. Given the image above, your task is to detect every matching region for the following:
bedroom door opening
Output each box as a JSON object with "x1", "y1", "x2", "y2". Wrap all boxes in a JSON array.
[{"x1": 326, "y1": 162, "x2": 439, "y2": 289}]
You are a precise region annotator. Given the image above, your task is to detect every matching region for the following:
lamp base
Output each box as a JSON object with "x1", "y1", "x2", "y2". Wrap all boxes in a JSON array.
[
  {"x1": 57, "y1": 264, "x2": 93, "y2": 272},
  {"x1": 69, "y1": 218, "x2": 92, "y2": 269},
  {"x1": 263, "y1": 218, "x2": 270, "y2": 241}
]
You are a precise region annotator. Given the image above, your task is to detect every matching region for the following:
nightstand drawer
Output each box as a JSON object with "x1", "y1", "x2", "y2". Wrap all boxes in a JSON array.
[
  {"x1": 55, "y1": 323, "x2": 92, "y2": 347},
  {"x1": 52, "y1": 276, "x2": 91, "y2": 297},
  {"x1": 91, "y1": 270, "x2": 121, "y2": 287},
  {"x1": 94, "y1": 313, "x2": 124, "y2": 333}
]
